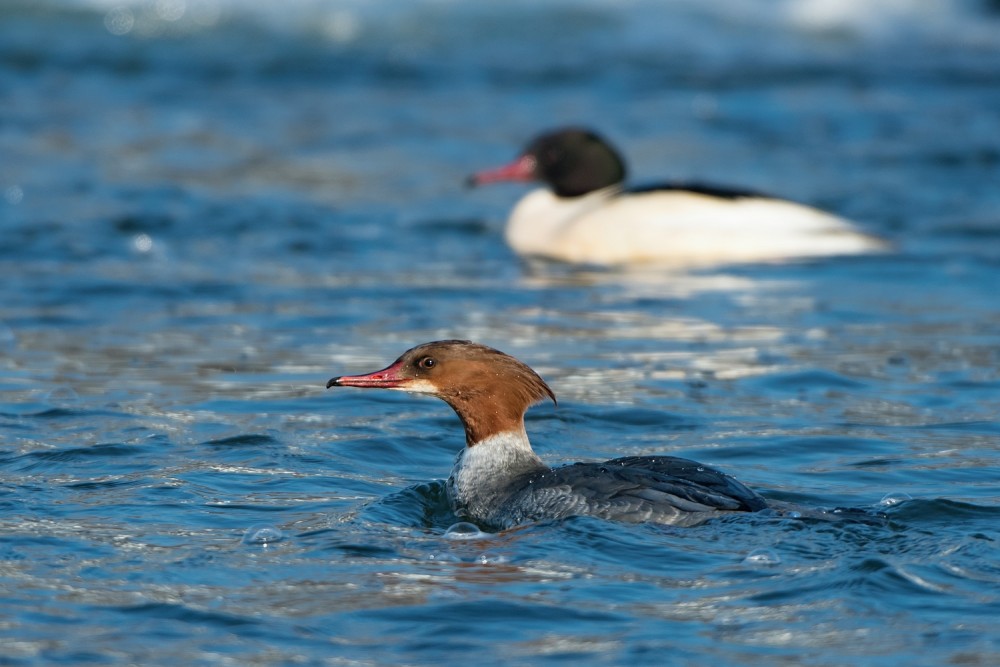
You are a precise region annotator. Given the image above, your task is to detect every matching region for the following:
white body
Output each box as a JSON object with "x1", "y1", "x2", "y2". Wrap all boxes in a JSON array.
[{"x1": 504, "y1": 187, "x2": 887, "y2": 267}]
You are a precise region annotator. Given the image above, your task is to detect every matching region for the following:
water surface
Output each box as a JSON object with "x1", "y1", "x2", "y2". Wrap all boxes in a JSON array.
[{"x1": 2, "y1": 1, "x2": 1000, "y2": 664}]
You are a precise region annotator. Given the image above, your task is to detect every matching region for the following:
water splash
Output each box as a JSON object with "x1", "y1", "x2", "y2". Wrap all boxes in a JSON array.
[
  {"x1": 742, "y1": 548, "x2": 782, "y2": 567},
  {"x1": 444, "y1": 522, "x2": 491, "y2": 540},
  {"x1": 878, "y1": 492, "x2": 913, "y2": 508},
  {"x1": 242, "y1": 524, "x2": 284, "y2": 546},
  {"x1": 476, "y1": 551, "x2": 509, "y2": 565}
]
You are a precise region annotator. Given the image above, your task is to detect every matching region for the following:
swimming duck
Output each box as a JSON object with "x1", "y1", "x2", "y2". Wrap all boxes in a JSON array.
[
  {"x1": 328, "y1": 339, "x2": 767, "y2": 530},
  {"x1": 468, "y1": 128, "x2": 885, "y2": 267}
]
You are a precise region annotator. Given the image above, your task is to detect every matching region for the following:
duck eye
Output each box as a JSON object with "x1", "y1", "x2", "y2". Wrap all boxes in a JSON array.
[{"x1": 418, "y1": 357, "x2": 436, "y2": 369}]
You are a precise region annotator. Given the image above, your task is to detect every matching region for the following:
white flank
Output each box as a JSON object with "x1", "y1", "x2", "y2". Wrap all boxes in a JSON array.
[{"x1": 504, "y1": 188, "x2": 887, "y2": 267}]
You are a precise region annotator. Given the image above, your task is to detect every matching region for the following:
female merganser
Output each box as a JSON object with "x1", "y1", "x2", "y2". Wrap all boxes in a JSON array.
[
  {"x1": 468, "y1": 128, "x2": 886, "y2": 267},
  {"x1": 327, "y1": 340, "x2": 767, "y2": 530}
]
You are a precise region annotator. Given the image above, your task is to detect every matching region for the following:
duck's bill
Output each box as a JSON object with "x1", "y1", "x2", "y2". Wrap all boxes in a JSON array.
[
  {"x1": 466, "y1": 154, "x2": 537, "y2": 187},
  {"x1": 327, "y1": 360, "x2": 408, "y2": 389}
]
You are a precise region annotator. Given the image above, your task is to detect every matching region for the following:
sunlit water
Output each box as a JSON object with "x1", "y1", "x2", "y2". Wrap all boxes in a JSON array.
[{"x1": 2, "y1": 1, "x2": 1000, "y2": 664}]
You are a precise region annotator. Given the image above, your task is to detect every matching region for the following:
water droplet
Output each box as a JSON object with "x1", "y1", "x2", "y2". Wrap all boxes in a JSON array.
[
  {"x1": 878, "y1": 492, "x2": 912, "y2": 508},
  {"x1": 444, "y1": 522, "x2": 490, "y2": 540},
  {"x1": 46, "y1": 386, "x2": 80, "y2": 407},
  {"x1": 104, "y1": 7, "x2": 135, "y2": 35},
  {"x1": 427, "y1": 552, "x2": 460, "y2": 563},
  {"x1": 478, "y1": 551, "x2": 507, "y2": 565},
  {"x1": 742, "y1": 548, "x2": 781, "y2": 567},
  {"x1": 132, "y1": 233, "x2": 154, "y2": 254},
  {"x1": 242, "y1": 524, "x2": 283, "y2": 545},
  {"x1": 154, "y1": 0, "x2": 186, "y2": 22}
]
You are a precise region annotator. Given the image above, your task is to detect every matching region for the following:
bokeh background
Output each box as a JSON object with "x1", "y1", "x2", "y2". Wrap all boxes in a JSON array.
[{"x1": 2, "y1": 1, "x2": 1000, "y2": 665}]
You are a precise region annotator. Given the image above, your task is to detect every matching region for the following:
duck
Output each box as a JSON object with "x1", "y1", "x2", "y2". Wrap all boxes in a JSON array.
[
  {"x1": 467, "y1": 127, "x2": 886, "y2": 267},
  {"x1": 327, "y1": 339, "x2": 767, "y2": 530}
]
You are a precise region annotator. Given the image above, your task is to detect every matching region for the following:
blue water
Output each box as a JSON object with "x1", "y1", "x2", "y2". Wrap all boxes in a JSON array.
[{"x1": 2, "y1": 0, "x2": 1000, "y2": 664}]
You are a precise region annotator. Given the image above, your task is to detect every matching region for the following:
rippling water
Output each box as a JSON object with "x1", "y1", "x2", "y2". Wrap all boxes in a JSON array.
[{"x1": 2, "y1": 0, "x2": 1000, "y2": 664}]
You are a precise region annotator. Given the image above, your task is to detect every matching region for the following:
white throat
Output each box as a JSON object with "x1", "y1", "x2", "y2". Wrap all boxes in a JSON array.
[{"x1": 446, "y1": 429, "x2": 547, "y2": 521}]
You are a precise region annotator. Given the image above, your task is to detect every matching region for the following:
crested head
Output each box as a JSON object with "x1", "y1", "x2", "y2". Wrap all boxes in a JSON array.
[{"x1": 328, "y1": 340, "x2": 556, "y2": 446}]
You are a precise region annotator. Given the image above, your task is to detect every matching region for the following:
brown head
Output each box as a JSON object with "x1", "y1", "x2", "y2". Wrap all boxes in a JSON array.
[{"x1": 327, "y1": 340, "x2": 556, "y2": 446}]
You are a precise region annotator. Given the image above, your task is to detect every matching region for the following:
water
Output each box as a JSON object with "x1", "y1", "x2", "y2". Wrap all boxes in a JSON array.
[{"x1": 2, "y1": 0, "x2": 1000, "y2": 664}]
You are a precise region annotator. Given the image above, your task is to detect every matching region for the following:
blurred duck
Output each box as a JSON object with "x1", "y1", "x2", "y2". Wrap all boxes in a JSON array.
[
  {"x1": 328, "y1": 339, "x2": 767, "y2": 530},
  {"x1": 468, "y1": 127, "x2": 886, "y2": 267}
]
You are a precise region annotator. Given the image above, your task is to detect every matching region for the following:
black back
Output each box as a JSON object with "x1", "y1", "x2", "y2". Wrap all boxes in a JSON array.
[{"x1": 627, "y1": 181, "x2": 778, "y2": 201}]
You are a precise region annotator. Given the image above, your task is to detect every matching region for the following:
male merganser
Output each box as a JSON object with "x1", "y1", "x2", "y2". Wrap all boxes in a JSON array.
[
  {"x1": 468, "y1": 128, "x2": 886, "y2": 267},
  {"x1": 327, "y1": 340, "x2": 767, "y2": 530}
]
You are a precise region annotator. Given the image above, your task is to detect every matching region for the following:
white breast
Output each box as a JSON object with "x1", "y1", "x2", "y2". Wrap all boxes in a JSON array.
[
  {"x1": 504, "y1": 188, "x2": 887, "y2": 267},
  {"x1": 447, "y1": 430, "x2": 545, "y2": 523}
]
